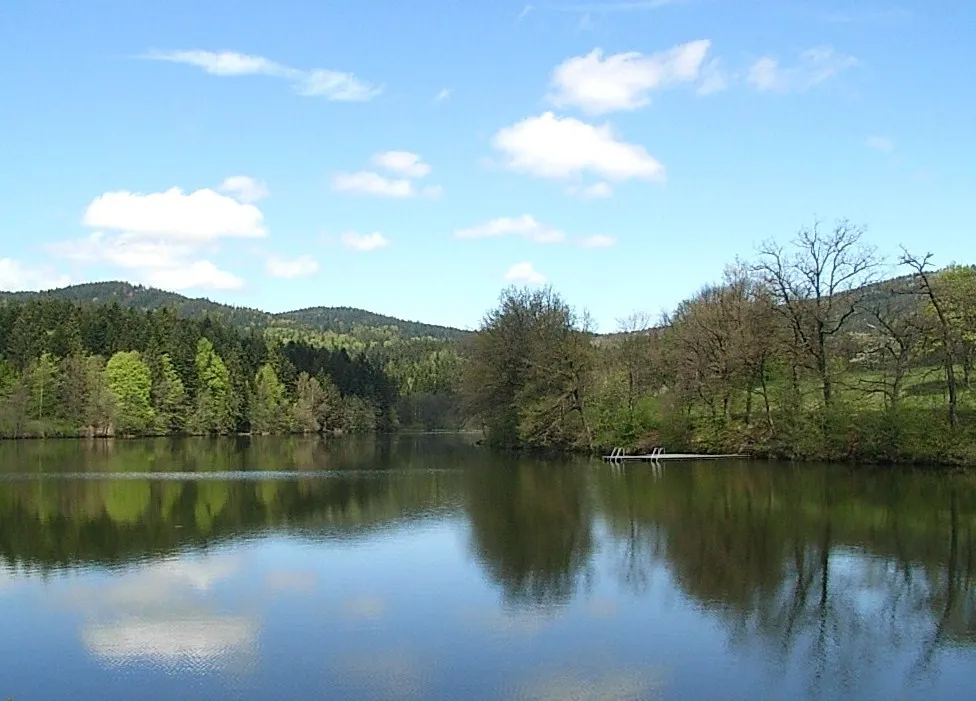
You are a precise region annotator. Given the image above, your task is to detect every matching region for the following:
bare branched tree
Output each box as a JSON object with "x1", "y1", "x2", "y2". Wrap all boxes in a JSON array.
[
  {"x1": 899, "y1": 251, "x2": 959, "y2": 428},
  {"x1": 755, "y1": 219, "x2": 879, "y2": 407}
]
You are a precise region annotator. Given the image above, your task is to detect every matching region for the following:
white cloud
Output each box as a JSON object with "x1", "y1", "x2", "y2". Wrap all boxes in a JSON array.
[
  {"x1": 150, "y1": 262, "x2": 242, "y2": 291},
  {"x1": 144, "y1": 50, "x2": 381, "y2": 101},
  {"x1": 580, "y1": 234, "x2": 616, "y2": 248},
  {"x1": 332, "y1": 171, "x2": 415, "y2": 197},
  {"x1": 341, "y1": 231, "x2": 389, "y2": 251},
  {"x1": 549, "y1": 41, "x2": 712, "y2": 114},
  {"x1": 218, "y1": 175, "x2": 269, "y2": 203},
  {"x1": 372, "y1": 151, "x2": 432, "y2": 178},
  {"x1": 332, "y1": 171, "x2": 442, "y2": 198},
  {"x1": 505, "y1": 262, "x2": 547, "y2": 285},
  {"x1": 747, "y1": 46, "x2": 859, "y2": 93},
  {"x1": 296, "y1": 70, "x2": 382, "y2": 101},
  {"x1": 0, "y1": 258, "x2": 70, "y2": 291},
  {"x1": 48, "y1": 183, "x2": 257, "y2": 292},
  {"x1": 455, "y1": 215, "x2": 565, "y2": 244},
  {"x1": 266, "y1": 255, "x2": 319, "y2": 278},
  {"x1": 866, "y1": 135, "x2": 894, "y2": 153},
  {"x1": 492, "y1": 111, "x2": 665, "y2": 182},
  {"x1": 144, "y1": 50, "x2": 291, "y2": 77},
  {"x1": 568, "y1": 182, "x2": 613, "y2": 198},
  {"x1": 83, "y1": 187, "x2": 266, "y2": 241},
  {"x1": 434, "y1": 88, "x2": 452, "y2": 102},
  {"x1": 696, "y1": 58, "x2": 729, "y2": 95},
  {"x1": 518, "y1": 4, "x2": 535, "y2": 20},
  {"x1": 334, "y1": 152, "x2": 441, "y2": 197}
]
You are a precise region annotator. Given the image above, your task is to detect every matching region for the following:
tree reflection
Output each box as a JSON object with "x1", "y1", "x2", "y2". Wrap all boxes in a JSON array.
[
  {"x1": 0, "y1": 435, "x2": 473, "y2": 571},
  {"x1": 465, "y1": 459, "x2": 593, "y2": 609},
  {"x1": 597, "y1": 462, "x2": 976, "y2": 691}
]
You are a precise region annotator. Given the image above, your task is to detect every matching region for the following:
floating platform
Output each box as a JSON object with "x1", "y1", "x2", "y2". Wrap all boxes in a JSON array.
[{"x1": 602, "y1": 447, "x2": 746, "y2": 462}]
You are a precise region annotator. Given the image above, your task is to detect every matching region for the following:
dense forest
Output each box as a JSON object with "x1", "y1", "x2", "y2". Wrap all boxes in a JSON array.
[
  {"x1": 461, "y1": 221, "x2": 976, "y2": 465},
  {"x1": 0, "y1": 297, "x2": 465, "y2": 438},
  {"x1": 0, "y1": 280, "x2": 468, "y2": 437}
]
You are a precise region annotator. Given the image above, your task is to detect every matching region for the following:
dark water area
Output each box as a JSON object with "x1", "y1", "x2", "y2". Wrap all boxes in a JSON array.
[{"x1": 0, "y1": 435, "x2": 973, "y2": 700}]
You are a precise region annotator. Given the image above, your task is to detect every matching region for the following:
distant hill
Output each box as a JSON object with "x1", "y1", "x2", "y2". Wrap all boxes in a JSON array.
[
  {"x1": 277, "y1": 306, "x2": 468, "y2": 340},
  {"x1": 0, "y1": 281, "x2": 468, "y2": 341}
]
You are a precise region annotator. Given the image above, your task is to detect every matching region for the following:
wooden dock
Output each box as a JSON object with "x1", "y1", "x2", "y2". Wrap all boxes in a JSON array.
[{"x1": 602, "y1": 447, "x2": 746, "y2": 462}]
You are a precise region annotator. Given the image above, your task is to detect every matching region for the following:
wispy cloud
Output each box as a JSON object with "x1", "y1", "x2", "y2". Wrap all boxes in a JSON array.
[
  {"x1": 580, "y1": 234, "x2": 616, "y2": 248},
  {"x1": 747, "y1": 46, "x2": 859, "y2": 93},
  {"x1": 866, "y1": 135, "x2": 895, "y2": 153},
  {"x1": 341, "y1": 231, "x2": 389, "y2": 252},
  {"x1": 548, "y1": 41, "x2": 713, "y2": 114},
  {"x1": 266, "y1": 255, "x2": 319, "y2": 278},
  {"x1": 372, "y1": 151, "x2": 432, "y2": 178},
  {"x1": 567, "y1": 182, "x2": 613, "y2": 199},
  {"x1": 333, "y1": 151, "x2": 442, "y2": 198},
  {"x1": 434, "y1": 88, "x2": 452, "y2": 102},
  {"x1": 455, "y1": 215, "x2": 566, "y2": 244},
  {"x1": 218, "y1": 175, "x2": 269, "y2": 203},
  {"x1": 143, "y1": 50, "x2": 381, "y2": 101},
  {"x1": 505, "y1": 262, "x2": 546, "y2": 285},
  {"x1": 518, "y1": 4, "x2": 535, "y2": 20},
  {"x1": 0, "y1": 258, "x2": 70, "y2": 291}
]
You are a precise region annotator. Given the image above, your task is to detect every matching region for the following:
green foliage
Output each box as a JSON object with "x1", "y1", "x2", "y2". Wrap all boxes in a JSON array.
[
  {"x1": 150, "y1": 353, "x2": 187, "y2": 433},
  {"x1": 460, "y1": 244, "x2": 976, "y2": 464},
  {"x1": 463, "y1": 287, "x2": 594, "y2": 451},
  {"x1": 189, "y1": 338, "x2": 233, "y2": 434},
  {"x1": 28, "y1": 352, "x2": 59, "y2": 426},
  {"x1": 0, "y1": 298, "x2": 401, "y2": 438},
  {"x1": 250, "y1": 364, "x2": 289, "y2": 434},
  {"x1": 105, "y1": 351, "x2": 154, "y2": 435}
]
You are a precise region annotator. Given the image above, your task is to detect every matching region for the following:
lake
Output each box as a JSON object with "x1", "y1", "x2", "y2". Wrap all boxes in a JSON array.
[{"x1": 0, "y1": 435, "x2": 972, "y2": 700}]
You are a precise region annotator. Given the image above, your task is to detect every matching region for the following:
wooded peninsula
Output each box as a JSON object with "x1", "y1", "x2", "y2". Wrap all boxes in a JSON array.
[{"x1": 1, "y1": 220, "x2": 974, "y2": 465}]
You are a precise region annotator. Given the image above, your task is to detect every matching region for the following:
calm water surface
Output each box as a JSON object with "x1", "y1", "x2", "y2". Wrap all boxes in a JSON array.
[{"x1": 0, "y1": 435, "x2": 973, "y2": 700}]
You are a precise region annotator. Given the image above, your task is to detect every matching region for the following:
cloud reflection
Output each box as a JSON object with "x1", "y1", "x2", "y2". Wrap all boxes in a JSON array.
[
  {"x1": 69, "y1": 553, "x2": 260, "y2": 672},
  {"x1": 341, "y1": 594, "x2": 387, "y2": 620},
  {"x1": 83, "y1": 616, "x2": 257, "y2": 670}
]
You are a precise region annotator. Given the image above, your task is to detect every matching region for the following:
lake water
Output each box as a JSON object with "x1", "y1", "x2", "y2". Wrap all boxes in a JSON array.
[{"x1": 0, "y1": 435, "x2": 973, "y2": 700}]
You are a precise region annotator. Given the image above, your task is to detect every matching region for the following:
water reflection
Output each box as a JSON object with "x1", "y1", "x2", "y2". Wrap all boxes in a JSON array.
[
  {"x1": 596, "y1": 462, "x2": 976, "y2": 697},
  {"x1": 0, "y1": 437, "x2": 973, "y2": 700},
  {"x1": 466, "y1": 460, "x2": 594, "y2": 608}
]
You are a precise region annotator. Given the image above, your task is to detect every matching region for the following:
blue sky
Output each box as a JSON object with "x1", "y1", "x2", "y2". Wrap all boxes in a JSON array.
[{"x1": 1, "y1": 0, "x2": 973, "y2": 330}]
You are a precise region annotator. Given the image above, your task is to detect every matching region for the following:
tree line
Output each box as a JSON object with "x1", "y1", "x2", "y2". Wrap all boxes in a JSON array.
[
  {"x1": 461, "y1": 220, "x2": 976, "y2": 464},
  {"x1": 0, "y1": 299, "x2": 399, "y2": 438}
]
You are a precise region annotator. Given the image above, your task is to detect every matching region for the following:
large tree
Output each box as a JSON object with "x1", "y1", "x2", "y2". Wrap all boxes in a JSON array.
[
  {"x1": 756, "y1": 220, "x2": 878, "y2": 406},
  {"x1": 463, "y1": 286, "x2": 595, "y2": 451}
]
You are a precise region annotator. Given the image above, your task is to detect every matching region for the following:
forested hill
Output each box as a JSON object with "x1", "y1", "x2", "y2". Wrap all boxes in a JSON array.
[
  {"x1": 0, "y1": 282, "x2": 467, "y2": 340},
  {"x1": 277, "y1": 307, "x2": 469, "y2": 340}
]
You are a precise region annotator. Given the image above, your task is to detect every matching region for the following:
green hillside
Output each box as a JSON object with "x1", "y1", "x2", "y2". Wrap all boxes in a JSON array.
[{"x1": 0, "y1": 281, "x2": 468, "y2": 340}]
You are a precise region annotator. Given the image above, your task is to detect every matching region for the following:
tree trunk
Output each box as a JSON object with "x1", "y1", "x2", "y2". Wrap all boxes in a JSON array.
[{"x1": 759, "y1": 359, "x2": 773, "y2": 430}]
